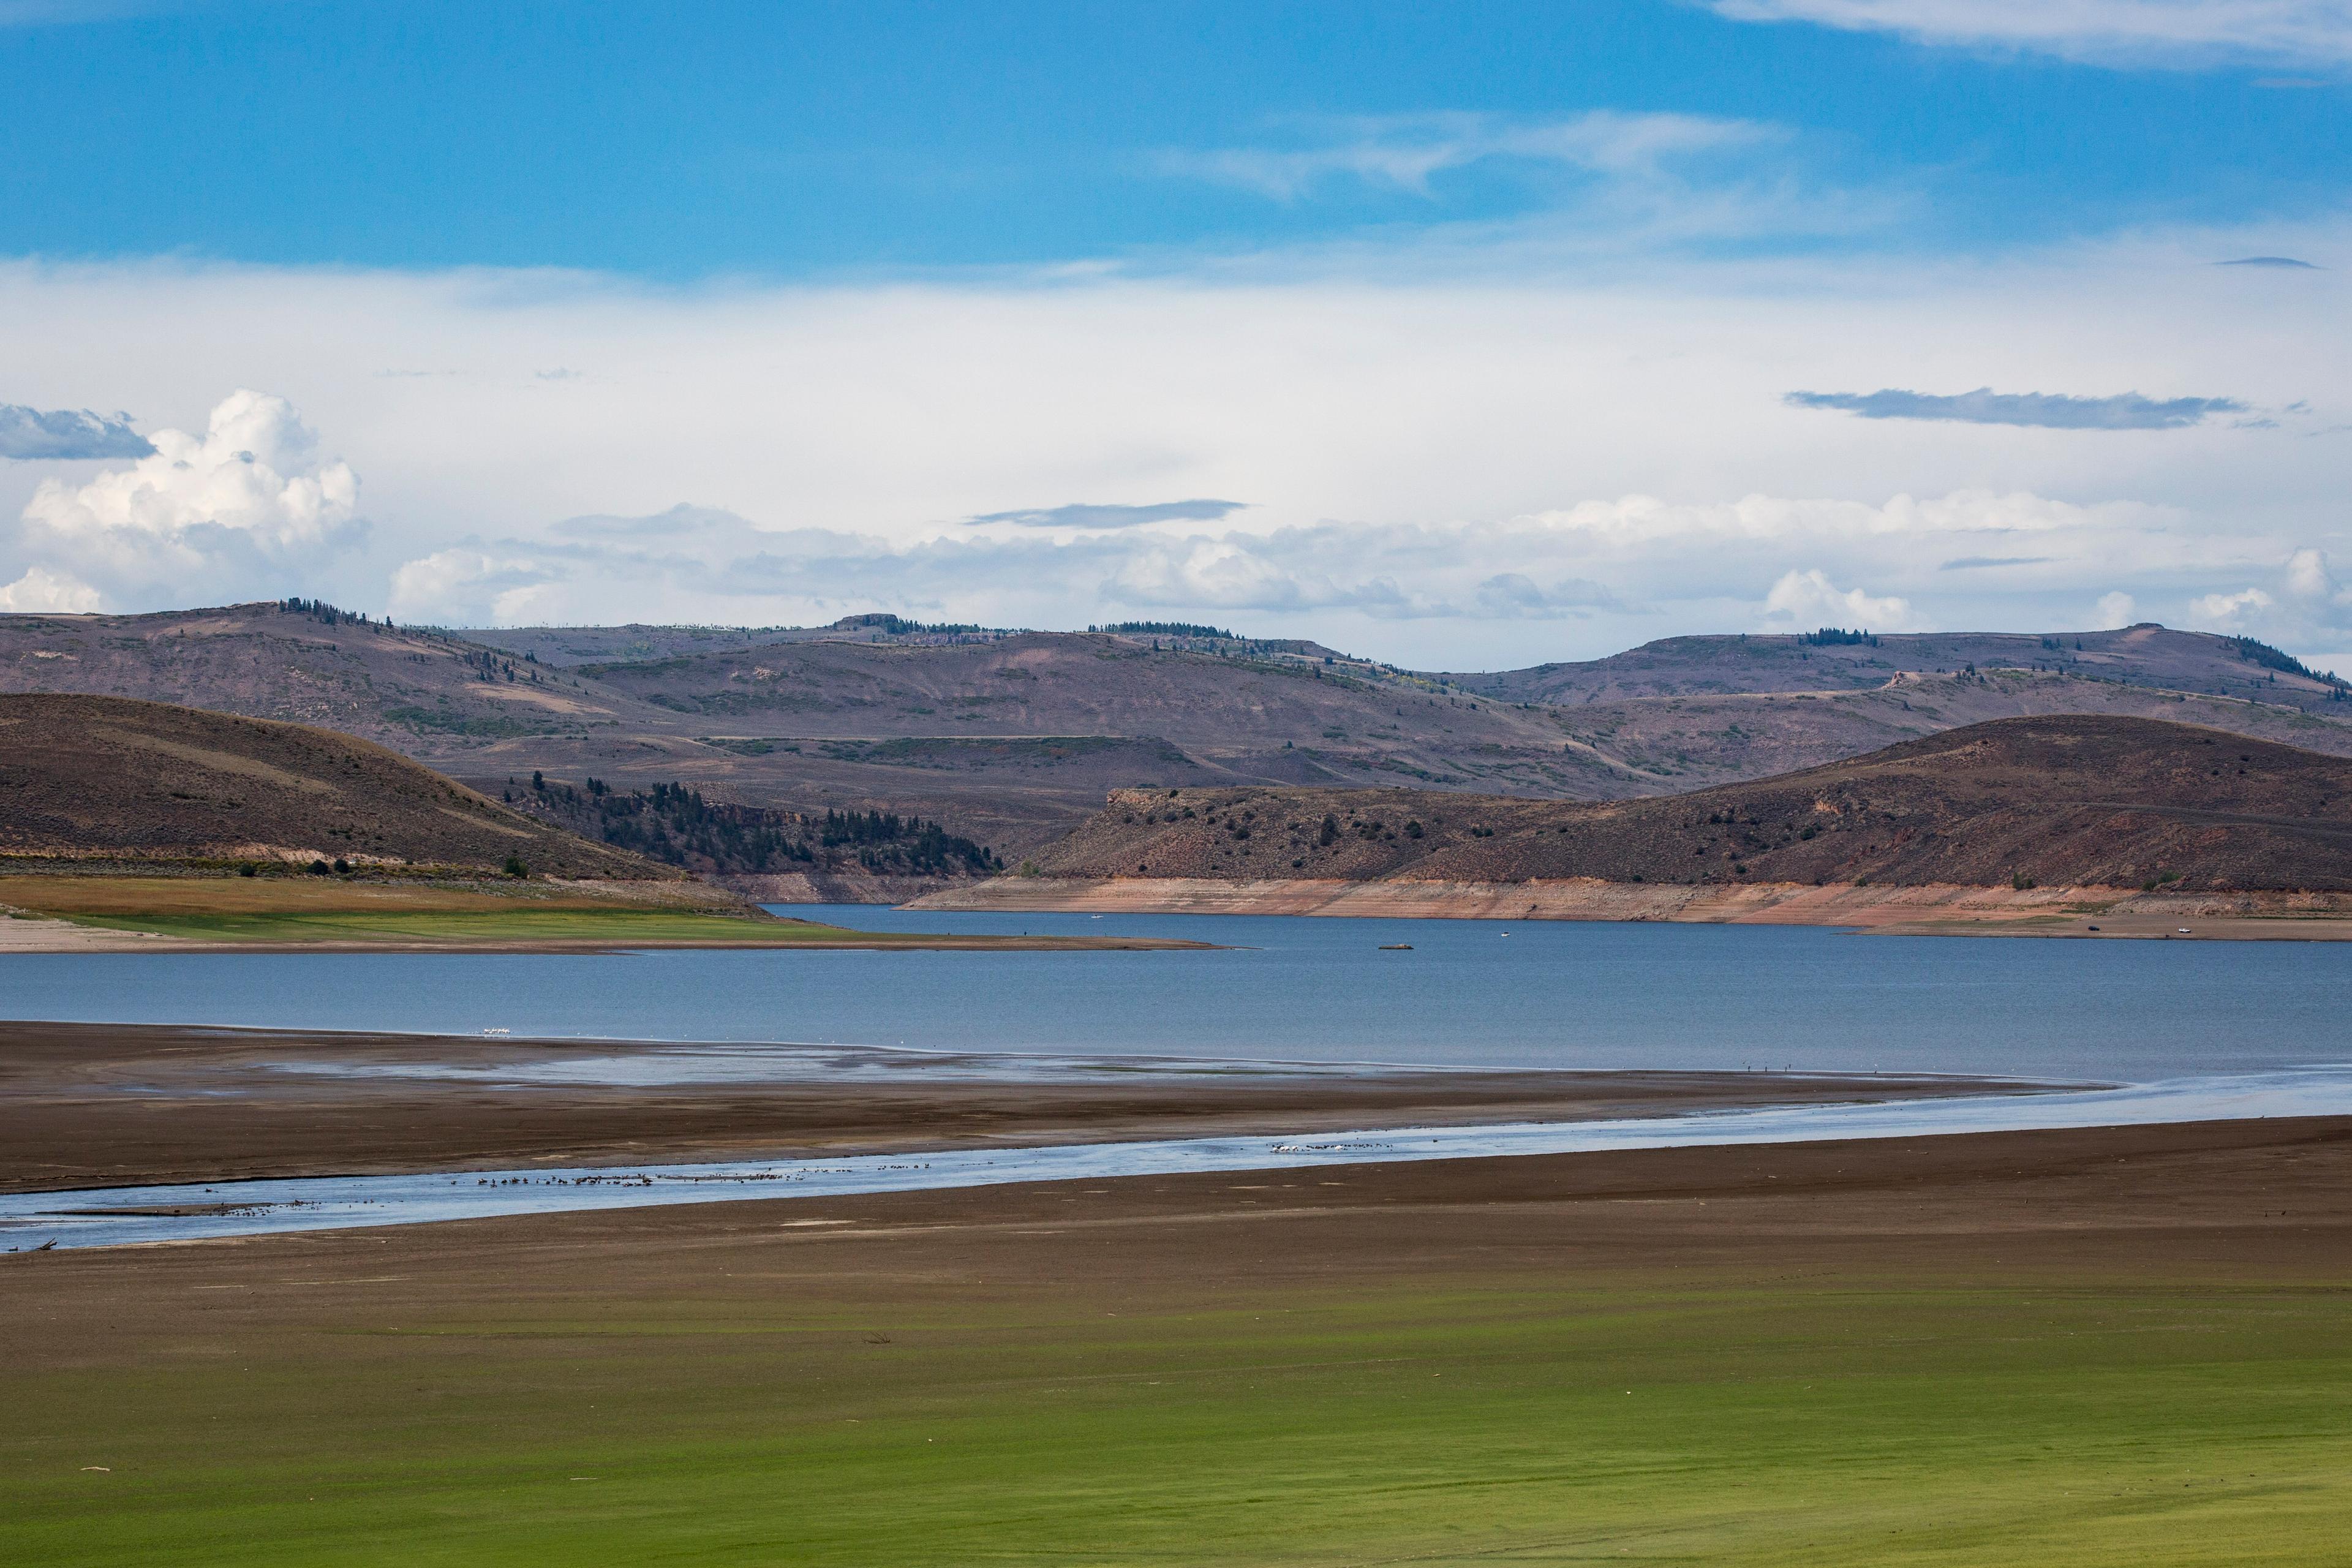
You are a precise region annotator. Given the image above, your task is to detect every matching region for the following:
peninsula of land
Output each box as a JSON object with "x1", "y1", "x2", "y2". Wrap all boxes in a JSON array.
[
  {"x1": 919, "y1": 714, "x2": 2352, "y2": 938},
  {"x1": 0, "y1": 694, "x2": 1196, "y2": 952}
]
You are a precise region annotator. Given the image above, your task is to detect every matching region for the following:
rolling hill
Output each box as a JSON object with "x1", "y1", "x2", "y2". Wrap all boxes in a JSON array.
[
  {"x1": 1006, "y1": 715, "x2": 2352, "y2": 895},
  {"x1": 0, "y1": 693, "x2": 674, "y2": 880},
  {"x1": 7, "y1": 601, "x2": 2352, "y2": 861},
  {"x1": 1444, "y1": 624, "x2": 2350, "y2": 710}
]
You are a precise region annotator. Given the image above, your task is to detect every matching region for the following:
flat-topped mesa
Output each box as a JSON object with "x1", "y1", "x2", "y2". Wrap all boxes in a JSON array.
[{"x1": 926, "y1": 716, "x2": 2352, "y2": 919}]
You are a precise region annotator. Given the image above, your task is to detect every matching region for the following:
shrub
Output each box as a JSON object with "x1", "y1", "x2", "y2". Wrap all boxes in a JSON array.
[{"x1": 503, "y1": 855, "x2": 529, "y2": 878}]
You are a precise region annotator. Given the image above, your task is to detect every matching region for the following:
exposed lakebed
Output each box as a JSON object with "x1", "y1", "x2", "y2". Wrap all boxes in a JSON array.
[{"x1": 7, "y1": 1067, "x2": 2350, "y2": 1250}]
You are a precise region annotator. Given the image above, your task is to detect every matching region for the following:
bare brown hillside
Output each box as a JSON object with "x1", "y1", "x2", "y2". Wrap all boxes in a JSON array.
[
  {"x1": 0, "y1": 694, "x2": 676, "y2": 880},
  {"x1": 1028, "y1": 716, "x2": 2352, "y2": 894},
  {"x1": 10, "y1": 602, "x2": 2352, "y2": 859}
]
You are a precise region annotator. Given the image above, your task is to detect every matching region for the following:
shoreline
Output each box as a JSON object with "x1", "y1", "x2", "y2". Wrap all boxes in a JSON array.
[
  {"x1": 0, "y1": 1021, "x2": 2031, "y2": 1196},
  {"x1": 16, "y1": 1072, "x2": 2352, "y2": 1250},
  {"x1": 0, "y1": 910, "x2": 1210, "y2": 955},
  {"x1": 910, "y1": 873, "x2": 2352, "y2": 938}
]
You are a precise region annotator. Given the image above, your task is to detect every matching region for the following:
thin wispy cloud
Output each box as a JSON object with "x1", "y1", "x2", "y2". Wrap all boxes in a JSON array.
[
  {"x1": 0, "y1": 405, "x2": 155, "y2": 461},
  {"x1": 1785, "y1": 386, "x2": 2247, "y2": 429},
  {"x1": 965, "y1": 499, "x2": 1250, "y2": 530},
  {"x1": 1156, "y1": 111, "x2": 1775, "y2": 202},
  {"x1": 1708, "y1": 1, "x2": 2352, "y2": 70},
  {"x1": 2218, "y1": 254, "x2": 2322, "y2": 267}
]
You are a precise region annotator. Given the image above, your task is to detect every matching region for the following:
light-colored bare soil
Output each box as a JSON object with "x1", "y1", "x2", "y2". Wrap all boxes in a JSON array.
[{"x1": 914, "y1": 875, "x2": 2352, "y2": 938}]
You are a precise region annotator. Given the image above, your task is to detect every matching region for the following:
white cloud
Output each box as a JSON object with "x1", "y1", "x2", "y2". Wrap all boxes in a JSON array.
[
  {"x1": 1762, "y1": 567, "x2": 1923, "y2": 629},
  {"x1": 2096, "y1": 589, "x2": 2139, "y2": 626},
  {"x1": 0, "y1": 564, "x2": 101, "y2": 611},
  {"x1": 1708, "y1": 1, "x2": 2352, "y2": 70},
  {"x1": 389, "y1": 546, "x2": 559, "y2": 625},
  {"x1": 2285, "y1": 545, "x2": 2339, "y2": 600},
  {"x1": 0, "y1": 216, "x2": 2345, "y2": 666},
  {"x1": 13, "y1": 389, "x2": 361, "y2": 600},
  {"x1": 2188, "y1": 585, "x2": 2277, "y2": 627},
  {"x1": 1160, "y1": 111, "x2": 1774, "y2": 202}
]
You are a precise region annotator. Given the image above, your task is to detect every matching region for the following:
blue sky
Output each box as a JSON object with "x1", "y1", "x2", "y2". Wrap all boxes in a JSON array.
[
  {"x1": 1, "y1": 0, "x2": 2349, "y2": 668},
  {"x1": 2, "y1": 0, "x2": 2344, "y2": 273}
]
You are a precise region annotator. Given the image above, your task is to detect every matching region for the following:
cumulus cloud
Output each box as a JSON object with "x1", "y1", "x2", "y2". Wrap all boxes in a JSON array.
[
  {"x1": 1762, "y1": 568, "x2": 1922, "y2": 629},
  {"x1": 0, "y1": 232, "x2": 2344, "y2": 663},
  {"x1": 12, "y1": 390, "x2": 361, "y2": 600},
  {"x1": 0, "y1": 565, "x2": 102, "y2": 611},
  {"x1": 1785, "y1": 386, "x2": 2246, "y2": 429},
  {"x1": 2188, "y1": 586, "x2": 2277, "y2": 627},
  {"x1": 2096, "y1": 590, "x2": 2139, "y2": 626},
  {"x1": 965, "y1": 499, "x2": 1250, "y2": 530},
  {"x1": 0, "y1": 405, "x2": 155, "y2": 461},
  {"x1": 389, "y1": 546, "x2": 562, "y2": 625},
  {"x1": 1707, "y1": 1, "x2": 2352, "y2": 70}
]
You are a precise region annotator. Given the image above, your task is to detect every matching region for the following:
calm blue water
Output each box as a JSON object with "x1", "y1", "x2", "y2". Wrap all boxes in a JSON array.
[{"x1": 1, "y1": 905, "x2": 2346, "y2": 1082}]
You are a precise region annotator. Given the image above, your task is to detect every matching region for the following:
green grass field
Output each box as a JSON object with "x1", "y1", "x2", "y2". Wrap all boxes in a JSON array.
[
  {"x1": 51, "y1": 905, "x2": 863, "y2": 945},
  {"x1": 0, "y1": 875, "x2": 1178, "y2": 948},
  {"x1": 9, "y1": 1264, "x2": 2350, "y2": 1566}
]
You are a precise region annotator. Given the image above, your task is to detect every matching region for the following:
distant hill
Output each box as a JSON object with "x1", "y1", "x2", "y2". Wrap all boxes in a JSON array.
[
  {"x1": 1444, "y1": 624, "x2": 2350, "y2": 711},
  {"x1": 8, "y1": 601, "x2": 2352, "y2": 858},
  {"x1": 0, "y1": 693, "x2": 674, "y2": 880},
  {"x1": 1027, "y1": 716, "x2": 2352, "y2": 894}
]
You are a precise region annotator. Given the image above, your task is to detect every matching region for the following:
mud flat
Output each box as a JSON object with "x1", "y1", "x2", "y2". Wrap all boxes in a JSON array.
[
  {"x1": 0, "y1": 1022, "x2": 2012, "y2": 1193},
  {"x1": 914, "y1": 874, "x2": 2352, "y2": 938}
]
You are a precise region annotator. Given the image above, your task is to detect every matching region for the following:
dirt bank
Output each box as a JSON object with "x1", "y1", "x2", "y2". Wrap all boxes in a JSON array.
[
  {"x1": 912, "y1": 874, "x2": 2352, "y2": 937},
  {"x1": 709, "y1": 870, "x2": 959, "y2": 905}
]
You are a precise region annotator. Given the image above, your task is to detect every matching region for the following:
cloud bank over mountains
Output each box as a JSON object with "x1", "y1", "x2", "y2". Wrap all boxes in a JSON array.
[{"x1": 0, "y1": 202, "x2": 2343, "y2": 668}]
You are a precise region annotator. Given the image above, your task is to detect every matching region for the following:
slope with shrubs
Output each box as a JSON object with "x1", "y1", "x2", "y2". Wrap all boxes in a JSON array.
[
  {"x1": 0, "y1": 693, "x2": 677, "y2": 880},
  {"x1": 1031, "y1": 715, "x2": 2352, "y2": 894}
]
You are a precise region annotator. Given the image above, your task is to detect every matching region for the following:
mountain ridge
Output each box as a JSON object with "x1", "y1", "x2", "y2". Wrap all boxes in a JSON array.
[{"x1": 9, "y1": 601, "x2": 2352, "y2": 858}]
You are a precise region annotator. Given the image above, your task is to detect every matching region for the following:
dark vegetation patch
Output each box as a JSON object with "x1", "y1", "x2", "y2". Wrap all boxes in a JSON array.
[{"x1": 514, "y1": 774, "x2": 1001, "y2": 878}]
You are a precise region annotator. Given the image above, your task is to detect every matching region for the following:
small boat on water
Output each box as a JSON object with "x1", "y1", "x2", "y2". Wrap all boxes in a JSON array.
[{"x1": 1379, "y1": 943, "x2": 1413, "y2": 951}]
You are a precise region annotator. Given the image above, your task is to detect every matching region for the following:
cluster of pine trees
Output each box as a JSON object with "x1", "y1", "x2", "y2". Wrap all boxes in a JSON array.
[
  {"x1": 513, "y1": 774, "x2": 999, "y2": 876},
  {"x1": 279, "y1": 597, "x2": 390, "y2": 630}
]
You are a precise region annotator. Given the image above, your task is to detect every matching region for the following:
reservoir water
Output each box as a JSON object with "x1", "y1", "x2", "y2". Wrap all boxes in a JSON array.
[{"x1": 0, "y1": 904, "x2": 2346, "y2": 1082}]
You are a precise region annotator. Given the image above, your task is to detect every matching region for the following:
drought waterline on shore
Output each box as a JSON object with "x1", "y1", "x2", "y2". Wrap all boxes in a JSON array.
[{"x1": 7, "y1": 1068, "x2": 2350, "y2": 1251}]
